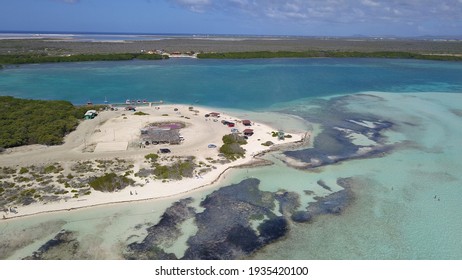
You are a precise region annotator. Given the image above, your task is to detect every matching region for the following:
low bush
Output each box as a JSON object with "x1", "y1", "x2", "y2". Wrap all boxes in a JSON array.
[{"x1": 89, "y1": 173, "x2": 135, "y2": 192}]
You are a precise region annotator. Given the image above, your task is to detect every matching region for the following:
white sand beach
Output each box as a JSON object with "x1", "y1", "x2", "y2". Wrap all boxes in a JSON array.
[{"x1": 0, "y1": 104, "x2": 308, "y2": 219}]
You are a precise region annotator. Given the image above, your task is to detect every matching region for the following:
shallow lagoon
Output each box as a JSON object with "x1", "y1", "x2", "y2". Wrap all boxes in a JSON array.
[{"x1": 0, "y1": 59, "x2": 461, "y2": 259}]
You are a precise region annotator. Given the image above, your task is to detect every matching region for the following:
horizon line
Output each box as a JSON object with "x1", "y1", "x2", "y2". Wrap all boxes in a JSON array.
[{"x1": 1, "y1": 30, "x2": 462, "y2": 40}]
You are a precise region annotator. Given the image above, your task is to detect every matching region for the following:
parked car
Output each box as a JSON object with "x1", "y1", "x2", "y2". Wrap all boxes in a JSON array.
[{"x1": 159, "y1": 148, "x2": 171, "y2": 154}]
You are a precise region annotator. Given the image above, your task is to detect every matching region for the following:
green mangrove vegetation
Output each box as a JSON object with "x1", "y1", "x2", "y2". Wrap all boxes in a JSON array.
[
  {"x1": 0, "y1": 52, "x2": 168, "y2": 66},
  {"x1": 0, "y1": 96, "x2": 104, "y2": 149},
  {"x1": 197, "y1": 51, "x2": 462, "y2": 61}
]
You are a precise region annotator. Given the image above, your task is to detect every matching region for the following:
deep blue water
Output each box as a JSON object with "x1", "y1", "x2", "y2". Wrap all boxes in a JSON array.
[{"x1": 1, "y1": 58, "x2": 461, "y2": 109}]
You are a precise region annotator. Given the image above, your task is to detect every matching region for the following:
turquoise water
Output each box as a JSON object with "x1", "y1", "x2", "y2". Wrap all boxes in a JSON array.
[
  {"x1": 1, "y1": 59, "x2": 461, "y2": 108},
  {"x1": 1, "y1": 59, "x2": 462, "y2": 259}
]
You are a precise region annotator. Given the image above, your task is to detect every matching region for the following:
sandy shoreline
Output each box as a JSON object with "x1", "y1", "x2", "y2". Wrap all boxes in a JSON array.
[{"x1": 0, "y1": 104, "x2": 308, "y2": 220}]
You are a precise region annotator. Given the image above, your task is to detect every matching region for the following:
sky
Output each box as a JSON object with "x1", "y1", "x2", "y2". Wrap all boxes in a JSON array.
[{"x1": 1, "y1": 0, "x2": 462, "y2": 37}]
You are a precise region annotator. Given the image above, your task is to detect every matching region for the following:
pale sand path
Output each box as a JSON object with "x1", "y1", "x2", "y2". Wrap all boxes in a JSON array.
[{"x1": 0, "y1": 104, "x2": 308, "y2": 219}]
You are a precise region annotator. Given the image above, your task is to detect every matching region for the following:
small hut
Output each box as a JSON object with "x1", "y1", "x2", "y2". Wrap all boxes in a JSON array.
[
  {"x1": 243, "y1": 129, "x2": 254, "y2": 136},
  {"x1": 141, "y1": 130, "x2": 181, "y2": 145},
  {"x1": 242, "y1": 120, "x2": 252, "y2": 126}
]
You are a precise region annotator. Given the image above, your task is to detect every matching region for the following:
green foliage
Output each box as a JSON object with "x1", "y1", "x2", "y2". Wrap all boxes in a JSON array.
[
  {"x1": 0, "y1": 97, "x2": 102, "y2": 148},
  {"x1": 197, "y1": 51, "x2": 462, "y2": 61},
  {"x1": 261, "y1": 141, "x2": 274, "y2": 147},
  {"x1": 20, "y1": 188, "x2": 36, "y2": 197},
  {"x1": 219, "y1": 134, "x2": 247, "y2": 160},
  {"x1": 1, "y1": 167, "x2": 17, "y2": 174},
  {"x1": 19, "y1": 167, "x2": 29, "y2": 174},
  {"x1": 153, "y1": 160, "x2": 195, "y2": 180},
  {"x1": 134, "y1": 111, "x2": 149, "y2": 116},
  {"x1": 0, "y1": 187, "x2": 4, "y2": 194},
  {"x1": 144, "y1": 153, "x2": 159, "y2": 163},
  {"x1": 222, "y1": 134, "x2": 247, "y2": 145},
  {"x1": 43, "y1": 164, "x2": 61, "y2": 174},
  {"x1": 0, "y1": 53, "x2": 168, "y2": 66},
  {"x1": 88, "y1": 173, "x2": 135, "y2": 192},
  {"x1": 136, "y1": 53, "x2": 166, "y2": 60},
  {"x1": 219, "y1": 143, "x2": 246, "y2": 160}
]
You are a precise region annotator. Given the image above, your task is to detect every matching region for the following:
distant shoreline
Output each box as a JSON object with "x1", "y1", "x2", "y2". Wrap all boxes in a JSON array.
[{"x1": 1, "y1": 37, "x2": 462, "y2": 66}]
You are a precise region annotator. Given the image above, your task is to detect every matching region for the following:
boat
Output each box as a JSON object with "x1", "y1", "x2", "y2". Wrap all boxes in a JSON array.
[{"x1": 125, "y1": 99, "x2": 131, "y2": 104}]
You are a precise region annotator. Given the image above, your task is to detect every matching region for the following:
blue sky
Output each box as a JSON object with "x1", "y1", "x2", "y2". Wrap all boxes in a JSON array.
[{"x1": 2, "y1": 0, "x2": 462, "y2": 37}]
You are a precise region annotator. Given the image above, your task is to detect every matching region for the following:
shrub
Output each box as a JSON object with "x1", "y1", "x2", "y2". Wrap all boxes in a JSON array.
[
  {"x1": 43, "y1": 164, "x2": 62, "y2": 174},
  {"x1": 134, "y1": 111, "x2": 149, "y2": 116},
  {"x1": 89, "y1": 173, "x2": 135, "y2": 192},
  {"x1": 153, "y1": 160, "x2": 195, "y2": 180},
  {"x1": 261, "y1": 141, "x2": 274, "y2": 147},
  {"x1": 19, "y1": 167, "x2": 29, "y2": 174},
  {"x1": 222, "y1": 134, "x2": 247, "y2": 145},
  {"x1": 219, "y1": 143, "x2": 245, "y2": 160},
  {"x1": 219, "y1": 134, "x2": 247, "y2": 160},
  {"x1": 144, "y1": 153, "x2": 159, "y2": 163},
  {"x1": 20, "y1": 188, "x2": 36, "y2": 197}
]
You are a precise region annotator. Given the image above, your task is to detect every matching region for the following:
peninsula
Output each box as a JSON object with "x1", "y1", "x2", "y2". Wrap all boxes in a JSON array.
[{"x1": 0, "y1": 103, "x2": 306, "y2": 219}]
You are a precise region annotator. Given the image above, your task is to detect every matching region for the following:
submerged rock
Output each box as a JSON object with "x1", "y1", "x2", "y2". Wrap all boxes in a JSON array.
[
  {"x1": 183, "y1": 178, "x2": 288, "y2": 260},
  {"x1": 124, "y1": 179, "x2": 292, "y2": 260},
  {"x1": 24, "y1": 230, "x2": 80, "y2": 260},
  {"x1": 308, "y1": 178, "x2": 355, "y2": 216},
  {"x1": 317, "y1": 180, "x2": 333, "y2": 192},
  {"x1": 275, "y1": 190, "x2": 301, "y2": 215},
  {"x1": 125, "y1": 178, "x2": 357, "y2": 259},
  {"x1": 124, "y1": 197, "x2": 196, "y2": 260},
  {"x1": 291, "y1": 177, "x2": 356, "y2": 224},
  {"x1": 291, "y1": 211, "x2": 312, "y2": 223},
  {"x1": 282, "y1": 94, "x2": 395, "y2": 169}
]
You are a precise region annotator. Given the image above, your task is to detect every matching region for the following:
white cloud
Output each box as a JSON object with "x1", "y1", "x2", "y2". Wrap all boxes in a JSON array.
[
  {"x1": 165, "y1": 0, "x2": 462, "y2": 24},
  {"x1": 361, "y1": 0, "x2": 380, "y2": 7},
  {"x1": 169, "y1": 0, "x2": 211, "y2": 12}
]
